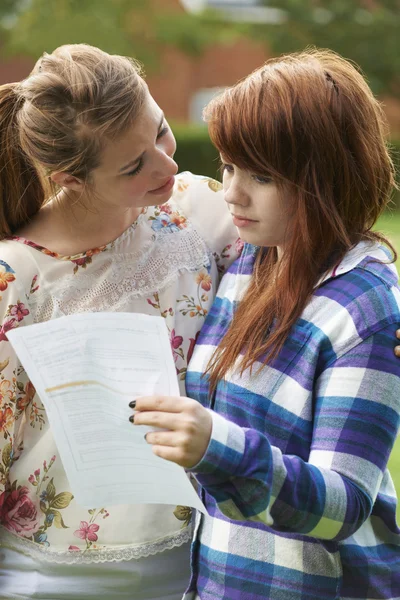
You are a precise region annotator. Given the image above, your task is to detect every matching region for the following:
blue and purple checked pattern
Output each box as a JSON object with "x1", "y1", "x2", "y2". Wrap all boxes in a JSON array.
[{"x1": 185, "y1": 241, "x2": 400, "y2": 600}]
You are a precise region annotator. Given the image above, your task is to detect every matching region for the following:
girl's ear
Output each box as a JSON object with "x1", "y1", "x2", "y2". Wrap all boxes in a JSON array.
[{"x1": 50, "y1": 172, "x2": 85, "y2": 192}]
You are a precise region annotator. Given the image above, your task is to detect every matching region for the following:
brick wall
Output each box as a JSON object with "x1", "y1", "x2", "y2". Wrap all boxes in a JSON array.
[
  {"x1": 1, "y1": 43, "x2": 399, "y2": 136},
  {"x1": 0, "y1": 55, "x2": 34, "y2": 84},
  {"x1": 146, "y1": 38, "x2": 268, "y2": 122}
]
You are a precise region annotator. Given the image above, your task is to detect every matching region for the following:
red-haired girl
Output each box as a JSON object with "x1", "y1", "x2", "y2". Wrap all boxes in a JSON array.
[{"x1": 135, "y1": 50, "x2": 400, "y2": 600}]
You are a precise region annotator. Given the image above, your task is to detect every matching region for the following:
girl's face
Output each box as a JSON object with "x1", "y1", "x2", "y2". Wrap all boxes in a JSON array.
[
  {"x1": 221, "y1": 157, "x2": 291, "y2": 252},
  {"x1": 89, "y1": 93, "x2": 178, "y2": 212}
]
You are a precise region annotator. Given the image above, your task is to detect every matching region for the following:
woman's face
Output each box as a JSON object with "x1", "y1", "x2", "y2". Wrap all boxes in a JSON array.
[
  {"x1": 89, "y1": 93, "x2": 178, "y2": 212},
  {"x1": 221, "y1": 157, "x2": 291, "y2": 252}
]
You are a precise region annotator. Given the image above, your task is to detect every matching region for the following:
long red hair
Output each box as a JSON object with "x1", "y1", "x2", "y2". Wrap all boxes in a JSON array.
[{"x1": 203, "y1": 49, "x2": 397, "y2": 389}]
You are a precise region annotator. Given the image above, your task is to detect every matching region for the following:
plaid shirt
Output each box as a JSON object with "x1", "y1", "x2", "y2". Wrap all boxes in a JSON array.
[{"x1": 185, "y1": 241, "x2": 400, "y2": 600}]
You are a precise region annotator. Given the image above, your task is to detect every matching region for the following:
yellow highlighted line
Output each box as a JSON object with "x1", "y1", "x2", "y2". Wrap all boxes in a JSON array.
[{"x1": 45, "y1": 380, "x2": 132, "y2": 395}]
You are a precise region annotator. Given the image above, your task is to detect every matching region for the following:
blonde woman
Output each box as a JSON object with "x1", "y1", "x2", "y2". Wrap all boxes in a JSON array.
[{"x1": 0, "y1": 44, "x2": 240, "y2": 599}]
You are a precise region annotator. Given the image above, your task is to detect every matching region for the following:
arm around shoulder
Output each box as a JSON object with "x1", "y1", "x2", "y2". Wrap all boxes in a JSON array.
[{"x1": 173, "y1": 172, "x2": 243, "y2": 273}]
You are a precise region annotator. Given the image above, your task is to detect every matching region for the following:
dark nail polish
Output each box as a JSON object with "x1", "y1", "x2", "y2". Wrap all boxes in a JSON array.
[
  {"x1": 129, "y1": 400, "x2": 136, "y2": 409},
  {"x1": 129, "y1": 415, "x2": 134, "y2": 423}
]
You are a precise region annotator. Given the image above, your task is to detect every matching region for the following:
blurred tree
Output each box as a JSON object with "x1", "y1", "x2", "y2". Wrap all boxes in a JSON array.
[
  {"x1": 0, "y1": 0, "x2": 238, "y2": 71},
  {"x1": 0, "y1": 0, "x2": 18, "y2": 20},
  {"x1": 2, "y1": 0, "x2": 153, "y2": 65},
  {"x1": 251, "y1": 0, "x2": 400, "y2": 95},
  {"x1": 2, "y1": 0, "x2": 398, "y2": 95},
  {"x1": 0, "y1": 0, "x2": 19, "y2": 40}
]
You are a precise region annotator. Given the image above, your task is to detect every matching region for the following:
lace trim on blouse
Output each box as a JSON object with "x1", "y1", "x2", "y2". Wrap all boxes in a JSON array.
[
  {"x1": 27, "y1": 226, "x2": 212, "y2": 322},
  {"x1": 0, "y1": 525, "x2": 192, "y2": 565}
]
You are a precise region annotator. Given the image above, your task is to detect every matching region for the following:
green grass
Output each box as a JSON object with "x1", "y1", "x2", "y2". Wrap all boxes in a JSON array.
[
  {"x1": 376, "y1": 211, "x2": 400, "y2": 269},
  {"x1": 375, "y1": 212, "x2": 400, "y2": 519}
]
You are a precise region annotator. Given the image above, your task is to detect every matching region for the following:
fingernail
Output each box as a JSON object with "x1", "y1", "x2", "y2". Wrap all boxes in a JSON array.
[
  {"x1": 129, "y1": 400, "x2": 136, "y2": 409},
  {"x1": 129, "y1": 415, "x2": 134, "y2": 423}
]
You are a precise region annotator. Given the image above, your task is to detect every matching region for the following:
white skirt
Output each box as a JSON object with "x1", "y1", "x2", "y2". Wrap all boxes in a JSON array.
[{"x1": 0, "y1": 542, "x2": 190, "y2": 600}]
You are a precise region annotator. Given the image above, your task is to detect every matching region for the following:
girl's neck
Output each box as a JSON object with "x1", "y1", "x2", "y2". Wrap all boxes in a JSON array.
[{"x1": 16, "y1": 189, "x2": 142, "y2": 256}]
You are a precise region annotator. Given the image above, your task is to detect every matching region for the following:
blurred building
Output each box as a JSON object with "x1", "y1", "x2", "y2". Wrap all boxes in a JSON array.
[
  {"x1": 1, "y1": 0, "x2": 399, "y2": 135},
  {"x1": 180, "y1": 0, "x2": 286, "y2": 23}
]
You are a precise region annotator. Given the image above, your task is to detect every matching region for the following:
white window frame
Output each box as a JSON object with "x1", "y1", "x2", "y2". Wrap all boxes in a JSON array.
[
  {"x1": 180, "y1": 0, "x2": 286, "y2": 24},
  {"x1": 189, "y1": 87, "x2": 227, "y2": 124}
]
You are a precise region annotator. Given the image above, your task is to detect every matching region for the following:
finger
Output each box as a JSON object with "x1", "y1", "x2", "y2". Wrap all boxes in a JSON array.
[
  {"x1": 135, "y1": 395, "x2": 188, "y2": 413},
  {"x1": 396, "y1": 329, "x2": 400, "y2": 339},
  {"x1": 395, "y1": 345, "x2": 400, "y2": 358},
  {"x1": 145, "y1": 431, "x2": 181, "y2": 447},
  {"x1": 133, "y1": 410, "x2": 183, "y2": 431},
  {"x1": 151, "y1": 444, "x2": 188, "y2": 467}
]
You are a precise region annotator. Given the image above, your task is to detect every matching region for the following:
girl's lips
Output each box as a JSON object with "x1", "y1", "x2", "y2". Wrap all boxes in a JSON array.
[
  {"x1": 232, "y1": 215, "x2": 258, "y2": 227},
  {"x1": 148, "y1": 176, "x2": 175, "y2": 195}
]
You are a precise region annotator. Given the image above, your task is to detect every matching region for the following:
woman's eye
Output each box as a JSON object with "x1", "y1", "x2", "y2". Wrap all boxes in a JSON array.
[
  {"x1": 157, "y1": 125, "x2": 169, "y2": 139},
  {"x1": 126, "y1": 160, "x2": 144, "y2": 177},
  {"x1": 221, "y1": 163, "x2": 234, "y2": 174}
]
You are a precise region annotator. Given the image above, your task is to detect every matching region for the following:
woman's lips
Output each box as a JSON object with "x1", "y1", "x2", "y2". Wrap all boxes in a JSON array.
[{"x1": 148, "y1": 176, "x2": 175, "y2": 195}]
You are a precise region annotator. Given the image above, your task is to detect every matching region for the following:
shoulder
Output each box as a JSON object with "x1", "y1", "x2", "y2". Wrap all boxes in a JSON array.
[
  {"x1": 0, "y1": 238, "x2": 40, "y2": 271},
  {"x1": 305, "y1": 247, "x2": 400, "y2": 358},
  {"x1": 168, "y1": 172, "x2": 225, "y2": 230},
  {"x1": 173, "y1": 171, "x2": 224, "y2": 198},
  {"x1": 0, "y1": 240, "x2": 39, "y2": 306},
  {"x1": 317, "y1": 255, "x2": 399, "y2": 328},
  {"x1": 165, "y1": 172, "x2": 241, "y2": 272}
]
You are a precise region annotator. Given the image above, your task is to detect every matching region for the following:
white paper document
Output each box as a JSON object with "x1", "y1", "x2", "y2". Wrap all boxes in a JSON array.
[{"x1": 7, "y1": 312, "x2": 206, "y2": 512}]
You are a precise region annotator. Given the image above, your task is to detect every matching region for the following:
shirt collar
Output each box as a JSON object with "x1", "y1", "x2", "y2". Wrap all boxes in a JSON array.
[{"x1": 316, "y1": 241, "x2": 398, "y2": 288}]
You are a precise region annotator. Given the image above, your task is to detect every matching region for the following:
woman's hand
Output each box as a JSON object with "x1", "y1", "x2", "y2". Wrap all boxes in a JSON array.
[
  {"x1": 131, "y1": 396, "x2": 212, "y2": 469},
  {"x1": 395, "y1": 329, "x2": 400, "y2": 357}
]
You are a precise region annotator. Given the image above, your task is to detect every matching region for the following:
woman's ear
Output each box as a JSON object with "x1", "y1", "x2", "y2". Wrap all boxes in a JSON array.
[{"x1": 50, "y1": 171, "x2": 85, "y2": 192}]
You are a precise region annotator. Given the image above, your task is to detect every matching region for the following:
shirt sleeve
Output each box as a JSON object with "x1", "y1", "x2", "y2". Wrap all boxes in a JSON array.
[
  {"x1": 0, "y1": 259, "x2": 35, "y2": 496},
  {"x1": 190, "y1": 323, "x2": 400, "y2": 541},
  {"x1": 173, "y1": 172, "x2": 243, "y2": 275}
]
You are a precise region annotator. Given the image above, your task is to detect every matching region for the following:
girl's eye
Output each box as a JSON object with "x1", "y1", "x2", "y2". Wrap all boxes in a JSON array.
[
  {"x1": 253, "y1": 174, "x2": 272, "y2": 184},
  {"x1": 126, "y1": 160, "x2": 144, "y2": 177},
  {"x1": 221, "y1": 163, "x2": 234, "y2": 174}
]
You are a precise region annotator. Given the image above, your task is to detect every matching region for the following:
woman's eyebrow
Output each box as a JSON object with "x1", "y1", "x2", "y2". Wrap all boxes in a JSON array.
[{"x1": 119, "y1": 112, "x2": 165, "y2": 173}]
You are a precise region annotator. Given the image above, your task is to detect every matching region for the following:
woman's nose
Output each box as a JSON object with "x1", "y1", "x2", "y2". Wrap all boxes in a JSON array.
[{"x1": 156, "y1": 152, "x2": 178, "y2": 177}]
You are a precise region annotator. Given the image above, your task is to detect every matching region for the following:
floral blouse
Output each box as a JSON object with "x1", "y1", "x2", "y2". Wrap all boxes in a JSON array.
[{"x1": 0, "y1": 172, "x2": 241, "y2": 564}]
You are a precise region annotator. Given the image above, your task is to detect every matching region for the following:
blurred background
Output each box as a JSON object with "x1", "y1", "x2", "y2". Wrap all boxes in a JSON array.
[
  {"x1": 1, "y1": 1, "x2": 400, "y2": 181},
  {"x1": 0, "y1": 0, "x2": 399, "y2": 509}
]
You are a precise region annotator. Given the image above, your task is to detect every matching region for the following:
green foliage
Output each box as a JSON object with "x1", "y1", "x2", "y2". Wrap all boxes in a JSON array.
[
  {"x1": 0, "y1": 0, "x2": 235, "y2": 71},
  {"x1": 388, "y1": 436, "x2": 400, "y2": 520},
  {"x1": 390, "y1": 139, "x2": 400, "y2": 210},
  {"x1": 2, "y1": 0, "x2": 149, "y2": 63},
  {"x1": 154, "y1": 11, "x2": 239, "y2": 58},
  {"x1": 172, "y1": 123, "x2": 220, "y2": 180},
  {"x1": 0, "y1": 0, "x2": 18, "y2": 20},
  {"x1": 251, "y1": 0, "x2": 400, "y2": 95},
  {"x1": 381, "y1": 208, "x2": 400, "y2": 513},
  {"x1": 2, "y1": 1, "x2": 398, "y2": 97}
]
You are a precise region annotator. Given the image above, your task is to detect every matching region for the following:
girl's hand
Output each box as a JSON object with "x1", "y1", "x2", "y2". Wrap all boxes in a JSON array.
[
  {"x1": 131, "y1": 396, "x2": 212, "y2": 469},
  {"x1": 395, "y1": 329, "x2": 400, "y2": 357}
]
